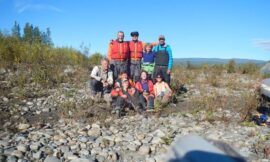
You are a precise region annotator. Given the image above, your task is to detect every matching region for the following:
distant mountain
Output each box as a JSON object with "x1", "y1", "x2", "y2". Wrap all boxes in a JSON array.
[{"x1": 174, "y1": 58, "x2": 267, "y2": 65}]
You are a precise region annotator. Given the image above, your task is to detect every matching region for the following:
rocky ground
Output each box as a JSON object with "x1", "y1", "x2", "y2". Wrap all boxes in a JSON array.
[{"x1": 0, "y1": 66, "x2": 270, "y2": 162}]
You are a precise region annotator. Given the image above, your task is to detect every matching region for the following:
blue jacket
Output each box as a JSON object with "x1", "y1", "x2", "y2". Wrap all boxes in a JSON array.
[
  {"x1": 142, "y1": 52, "x2": 155, "y2": 63},
  {"x1": 152, "y1": 44, "x2": 173, "y2": 70}
]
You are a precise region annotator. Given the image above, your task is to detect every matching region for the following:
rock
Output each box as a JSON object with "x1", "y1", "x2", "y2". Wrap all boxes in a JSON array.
[
  {"x1": 154, "y1": 129, "x2": 166, "y2": 137},
  {"x1": 0, "y1": 68, "x2": 6, "y2": 75},
  {"x1": 26, "y1": 102, "x2": 33, "y2": 106},
  {"x1": 109, "y1": 152, "x2": 118, "y2": 161},
  {"x1": 32, "y1": 150, "x2": 43, "y2": 159},
  {"x1": 138, "y1": 145, "x2": 150, "y2": 155},
  {"x1": 0, "y1": 140, "x2": 9, "y2": 147},
  {"x1": 17, "y1": 123, "x2": 30, "y2": 130},
  {"x1": 17, "y1": 144, "x2": 29, "y2": 152},
  {"x1": 87, "y1": 127, "x2": 101, "y2": 138},
  {"x1": 146, "y1": 157, "x2": 156, "y2": 162},
  {"x1": 136, "y1": 133, "x2": 145, "y2": 141},
  {"x1": 127, "y1": 144, "x2": 139, "y2": 151},
  {"x1": 11, "y1": 150, "x2": 23, "y2": 158},
  {"x1": 79, "y1": 149, "x2": 90, "y2": 156},
  {"x1": 79, "y1": 136, "x2": 89, "y2": 143},
  {"x1": 70, "y1": 158, "x2": 94, "y2": 162},
  {"x1": 6, "y1": 156, "x2": 17, "y2": 162},
  {"x1": 60, "y1": 145, "x2": 70, "y2": 154},
  {"x1": 67, "y1": 155, "x2": 79, "y2": 160},
  {"x1": 3, "y1": 97, "x2": 9, "y2": 102},
  {"x1": 0, "y1": 154, "x2": 6, "y2": 161},
  {"x1": 30, "y1": 143, "x2": 41, "y2": 151},
  {"x1": 44, "y1": 156, "x2": 61, "y2": 162},
  {"x1": 96, "y1": 155, "x2": 105, "y2": 162}
]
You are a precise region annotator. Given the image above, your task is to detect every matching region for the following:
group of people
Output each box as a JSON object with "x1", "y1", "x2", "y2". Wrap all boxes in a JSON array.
[{"x1": 89, "y1": 31, "x2": 173, "y2": 117}]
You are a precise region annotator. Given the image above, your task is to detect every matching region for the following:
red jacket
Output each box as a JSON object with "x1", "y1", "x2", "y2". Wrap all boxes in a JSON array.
[
  {"x1": 108, "y1": 40, "x2": 129, "y2": 60},
  {"x1": 135, "y1": 80, "x2": 154, "y2": 96},
  {"x1": 129, "y1": 41, "x2": 143, "y2": 60}
]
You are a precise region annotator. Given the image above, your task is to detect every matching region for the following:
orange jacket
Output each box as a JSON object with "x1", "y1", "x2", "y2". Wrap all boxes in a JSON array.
[
  {"x1": 135, "y1": 80, "x2": 155, "y2": 96},
  {"x1": 129, "y1": 41, "x2": 143, "y2": 60},
  {"x1": 108, "y1": 40, "x2": 129, "y2": 61}
]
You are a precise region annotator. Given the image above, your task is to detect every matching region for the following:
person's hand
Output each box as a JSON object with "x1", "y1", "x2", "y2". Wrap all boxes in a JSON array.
[
  {"x1": 167, "y1": 70, "x2": 171, "y2": 74},
  {"x1": 121, "y1": 94, "x2": 127, "y2": 99},
  {"x1": 143, "y1": 91, "x2": 149, "y2": 96}
]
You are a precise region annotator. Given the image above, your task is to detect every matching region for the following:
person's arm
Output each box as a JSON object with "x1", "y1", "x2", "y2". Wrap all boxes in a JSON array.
[
  {"x1": 135, "y1": 82, "x2": 143, "y2": 93},
  {"x1": 154, "y1": 84, "x2": 157, "y2": 96},
  {"x1": 142, "y1": 42, "x2": 158, "y2": 49},
  {"x1": 107, "y1": 71, "x2": 114, "y2": 86},
  {"x1": 167, "y1": 45, "x2": 173, "y2": 71},
  {"x1": 90, "y1": 66, "x2": 101, "y2": 81},
  {"x1": 107, "y1": 42, "x2": 113, "y2": 61}
]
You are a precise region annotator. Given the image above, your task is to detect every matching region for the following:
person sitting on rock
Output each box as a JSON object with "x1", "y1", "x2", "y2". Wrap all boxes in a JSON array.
[
  {"x1": 141, "y1": 43, "x2": 156, "y2": 80},
  {"x1": 89, "y1": 58, "x2": 113, "y2": 104},
  {"x1": 154, "y1": 73, "x2": 172, "y2": 108},
  {"x1": 111, "y1": 79, "x2": 144, "y2": 117},
  {"x1": 135, "y1": 71, "x2": 155, "y2": 111}
]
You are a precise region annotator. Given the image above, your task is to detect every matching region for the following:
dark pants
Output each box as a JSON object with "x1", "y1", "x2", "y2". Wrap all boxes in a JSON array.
[
  {"x1": 110, "y1": 60, "x2": 127, "y2": 80},
  {"x1": 130, "y1": 60, "x2": 141, "y2": 82},
  {"x1": 153, "y1": 65, "x2": 171, "y2": 84},
  {"x1": 113, "y1": 92, "x2": 144, "y2": 111},
  {"x1": 141, "y1": 95, "x2": 154, "y2": 109},
  {"x1": 90, "y1": 79, "x2": 111, "y2": 94}
]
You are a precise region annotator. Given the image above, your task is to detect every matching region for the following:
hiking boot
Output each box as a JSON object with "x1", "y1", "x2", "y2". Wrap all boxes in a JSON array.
[
  {"x1": 116, "y1": 109, "x2": 121, "y2": 118},
  {"x1": 146, "y1": 108, "x2": 154, "y2": 112}
]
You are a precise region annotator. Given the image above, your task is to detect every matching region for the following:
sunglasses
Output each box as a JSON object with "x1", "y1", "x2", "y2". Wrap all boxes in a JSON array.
[{"x1": 159, "y1": 38, "x2": 165, "y2": 41}]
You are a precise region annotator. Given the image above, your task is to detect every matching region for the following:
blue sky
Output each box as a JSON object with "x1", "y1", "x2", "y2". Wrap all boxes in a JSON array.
[{"x1": 1, "y1": 0, "x2": 270, "y2": 60}]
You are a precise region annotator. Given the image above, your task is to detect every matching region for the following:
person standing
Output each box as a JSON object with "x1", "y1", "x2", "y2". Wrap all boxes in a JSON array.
[
  {"x1": 141, "y1": 43, "x2": 155, "y2": 80},
  {"x1": 108, "y1": 31, "x2": 130, "y2": 79},
  {"x1": 152, "y1": 35, "x2": 173, "y2": 84},
  {"x1": 129, "y1": 31, "x2": 144, "y2": 82}
]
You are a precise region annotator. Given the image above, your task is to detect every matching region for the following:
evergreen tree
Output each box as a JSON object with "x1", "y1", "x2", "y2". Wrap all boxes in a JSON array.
[
  {"x1": 33, "y1": 26, "x2": 42, "y2": 43},
  {"x1": 23, "y1": 22, "x2": 34, "y2": 44},
  {"x1": 45, "y1": 28, "x2": 53, "y2": 46},
  {"x1": 11, "y1": 21, "x2": 21, "y2": 39}
]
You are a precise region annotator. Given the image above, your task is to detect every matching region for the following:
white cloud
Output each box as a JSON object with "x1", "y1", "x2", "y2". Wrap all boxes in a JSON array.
[
  {"x1": 254, "y1": 39, "x2": 270, "y2": 51},
  {"x1": 14, "y1": 0, "x2": 63, "y2": 13}
]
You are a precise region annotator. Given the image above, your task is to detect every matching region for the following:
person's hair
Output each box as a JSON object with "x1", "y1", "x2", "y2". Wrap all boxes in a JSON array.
[
  {"x1": 101, "y1": 57, "x2": 110, "y2": 64},
  {"x1": 141, "y1": 70, "x2": 148, "y2": 76},
  {"x1": 117, "y1": 31, "x2": 124, "y2": 35},
  {"x1": 144, "y1": 43, "x2": 153, "y2": 51}
]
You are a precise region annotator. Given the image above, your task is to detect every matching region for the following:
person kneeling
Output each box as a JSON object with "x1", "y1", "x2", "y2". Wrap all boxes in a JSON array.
[
  {"x1": 111, "y1": 79, "x2": 144, "y2": 117},
  {"x1": 89, "y1": 58, "x2": 113, "y2": 105}
]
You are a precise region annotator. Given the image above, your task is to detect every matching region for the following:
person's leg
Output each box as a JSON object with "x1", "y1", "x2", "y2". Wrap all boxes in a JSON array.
[
  {"x1": 110, "y1": 61, "x2": 117, "y2": 80},
  {"x1": 161, "y1": 94, "x2": 171, "y2": 105},
  {"x1": 129, "y1": 93, "x2": 143, "y2": 113},
  {"x1": 90, "y1": 79, "x2": 102, "y2": 95},
  {"x1": 140, "y1": 95, "x2": 147, "y2": 110},
  {"x1": 134, "y1": 61, "x2": 141, "y2": 82},
  {"x1": 161, "y1": 66, "x2": 170, "y2": 85},
  {"x1": 130, "y1": 63, "x2": 135, "y2": 81},
  {"x1": 147, "y1": 96, "x2": 155, "y2": 109},
  {"x1": 153, "y1": 66, "x2": 158, "y2": 83}
]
